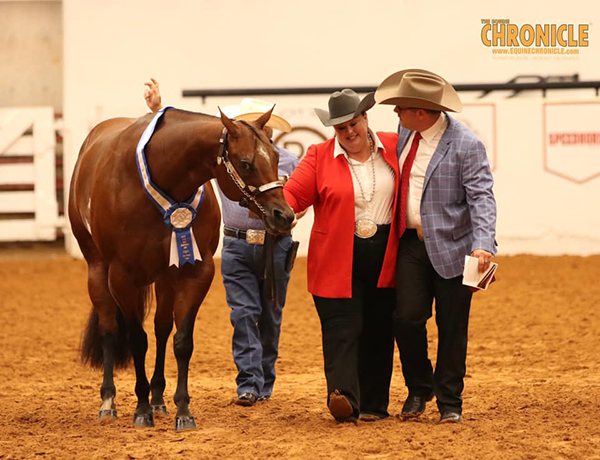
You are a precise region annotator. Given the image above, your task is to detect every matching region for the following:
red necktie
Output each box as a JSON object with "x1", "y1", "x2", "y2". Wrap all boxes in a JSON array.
[{"x1": 399, "y1": 132, "x2": 422, "y2": 237}]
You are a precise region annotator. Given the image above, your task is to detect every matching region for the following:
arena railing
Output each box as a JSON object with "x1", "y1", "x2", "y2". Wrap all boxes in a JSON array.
[{"x1": 182, "y1": 74, "x2": 600, "y2": 102}]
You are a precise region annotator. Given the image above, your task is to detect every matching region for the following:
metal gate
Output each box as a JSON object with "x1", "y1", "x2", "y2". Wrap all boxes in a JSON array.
[{"x1": 0, "y1": 107, "x2": 61, "y2": 241}]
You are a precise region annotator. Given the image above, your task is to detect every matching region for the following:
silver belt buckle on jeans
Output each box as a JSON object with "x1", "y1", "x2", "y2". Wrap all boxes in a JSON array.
[{"x1": 246, "y1": 229, "x2": 265, "y2": 245}]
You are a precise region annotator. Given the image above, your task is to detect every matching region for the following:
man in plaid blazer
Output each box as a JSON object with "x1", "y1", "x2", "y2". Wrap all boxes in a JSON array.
[{"x1": 376, "y1": 69, "x2": 497, "y2": 424}]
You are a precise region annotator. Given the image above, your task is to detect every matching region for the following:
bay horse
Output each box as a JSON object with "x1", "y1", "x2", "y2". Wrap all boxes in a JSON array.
[{"x1": 68, "y1": 107, "x2": 294, "y2": 431}]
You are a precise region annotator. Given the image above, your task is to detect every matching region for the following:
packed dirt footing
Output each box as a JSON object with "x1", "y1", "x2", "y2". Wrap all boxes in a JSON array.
[{"x1": 0, "y1": 248, "x2": 599, "y2": 459}]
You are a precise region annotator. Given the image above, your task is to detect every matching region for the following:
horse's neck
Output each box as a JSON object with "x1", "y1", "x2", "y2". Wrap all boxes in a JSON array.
[{"x1": 145, "y1": 117, "x2": 222, "y2": 201}]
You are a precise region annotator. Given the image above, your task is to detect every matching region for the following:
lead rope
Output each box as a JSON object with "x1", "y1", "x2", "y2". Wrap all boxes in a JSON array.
[{"x1": 216, "y1": 127, "x2": 283, "y2": 308}]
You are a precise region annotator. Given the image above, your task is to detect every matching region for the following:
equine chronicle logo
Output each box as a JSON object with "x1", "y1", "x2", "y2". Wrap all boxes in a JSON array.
[{"x1": 480, "y1": 20, "x2": 590, "y2": 57}]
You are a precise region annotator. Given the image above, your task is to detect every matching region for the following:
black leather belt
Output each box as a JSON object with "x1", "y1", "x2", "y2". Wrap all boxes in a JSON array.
[
  {"x1": 223, "y1": 226, "x2": 257, "y2": 239},
  {"x1": 223, "y1": 226, "x2": 290, "y2": 245},
  {"x1": 224, "y1": 226, "x2": 265, "y2": 244},
  {"x1": 404, "y1": 227, "x2": 424, "y2": 241}
]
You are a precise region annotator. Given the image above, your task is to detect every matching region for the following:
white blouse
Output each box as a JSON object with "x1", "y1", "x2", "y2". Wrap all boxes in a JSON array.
[{"x1": 334, "y1": 130, "x2": 396, "y2": 225}]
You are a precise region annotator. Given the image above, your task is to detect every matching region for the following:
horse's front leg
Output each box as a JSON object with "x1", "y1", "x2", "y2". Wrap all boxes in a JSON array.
[
  {"x1": 150, "y1": 276, "x2": 175, "y2": 416},
  {"x1": 172, "y1": 258, "x2": 215, "y2": 432},
  {"x1": 109, "y1": 264, "x2": 154, "y2": 428}
]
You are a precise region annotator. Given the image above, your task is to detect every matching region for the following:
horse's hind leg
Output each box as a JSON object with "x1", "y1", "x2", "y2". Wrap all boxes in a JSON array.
[
  {"x1": 108, "y1": 263, "x2": 154, "y2": 428},
  {"x1": 172, "y1": 258, "x2": 215, "y2": 431},
  {"x1": 150, "y1": 276, "x2": 175, "y2": 416},
  {"x1": 83, "y1": 259, "x2": 125, "y2": 422},
  {"x1": 71, "y1": 212, "x2": 127, "y2": 423}
]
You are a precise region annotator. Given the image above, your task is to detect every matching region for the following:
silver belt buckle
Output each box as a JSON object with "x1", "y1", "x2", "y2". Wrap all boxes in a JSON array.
[
  {"x1": 354, "y1": 218, "x2": 377, "y2": 239},
  {"x1": 246, "y1": 229, "x2": 265, "y2": 245}
]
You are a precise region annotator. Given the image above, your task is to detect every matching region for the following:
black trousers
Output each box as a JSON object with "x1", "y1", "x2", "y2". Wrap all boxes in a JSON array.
[
  {"x1": 313, "y1": 226, "x2": 395, "y2": 418},
  {"x1": 395, "y1": 229, "x2": 473, "y2": 414}
]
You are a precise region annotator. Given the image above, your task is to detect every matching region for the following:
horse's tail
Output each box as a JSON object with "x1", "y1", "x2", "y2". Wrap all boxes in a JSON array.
[
  {"x1": 80, "y1": 285, "x2": 153, "y2": 369},
  {"x1": 81, "y1": 307, "x2": 131, "y2": 369}
]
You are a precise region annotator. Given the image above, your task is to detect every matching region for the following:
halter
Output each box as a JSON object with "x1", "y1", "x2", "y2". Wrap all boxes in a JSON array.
[{"x1": 216, "y1": 128, "x2": 284, "y2": 217}]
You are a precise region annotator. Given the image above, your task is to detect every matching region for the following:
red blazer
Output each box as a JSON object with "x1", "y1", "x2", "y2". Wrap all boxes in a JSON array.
[{"x1": 284, "y1": 132, "x2": 400, "y2": 298}]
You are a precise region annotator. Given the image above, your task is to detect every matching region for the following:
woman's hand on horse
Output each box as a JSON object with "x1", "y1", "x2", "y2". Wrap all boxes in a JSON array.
[
  {"x1": 291, "y1": 209, "x2": 309, "y2": 228},
  {"x1": 144, "y1": 78, "x2": 163, "y2": 113}
]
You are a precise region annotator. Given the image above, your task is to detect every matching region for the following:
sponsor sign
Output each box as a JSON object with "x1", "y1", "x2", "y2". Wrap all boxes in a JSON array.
[{"x1": 543, "y1": 102, "x2": 600, "y2": 183}]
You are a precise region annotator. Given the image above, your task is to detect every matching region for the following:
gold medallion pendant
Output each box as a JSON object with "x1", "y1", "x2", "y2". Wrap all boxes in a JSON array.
[{"x1": 354, "y1": 218, "x2": 377, "y2": 239}]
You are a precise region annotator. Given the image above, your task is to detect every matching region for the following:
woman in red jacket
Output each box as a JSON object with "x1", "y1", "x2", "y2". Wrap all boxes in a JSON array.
[{"x1": 284, "y1": 89, "x2": 400, "y2": 422}]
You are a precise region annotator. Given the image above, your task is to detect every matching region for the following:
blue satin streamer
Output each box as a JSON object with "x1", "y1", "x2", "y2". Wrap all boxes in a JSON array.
[{"x1": 175, "y1": 230, "x2": 195, "y2": 266}]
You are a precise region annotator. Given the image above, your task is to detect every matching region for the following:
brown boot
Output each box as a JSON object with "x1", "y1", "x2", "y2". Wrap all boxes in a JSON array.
[{"x1": 328, "y1": 390, "x2": 354, "y2": 421}]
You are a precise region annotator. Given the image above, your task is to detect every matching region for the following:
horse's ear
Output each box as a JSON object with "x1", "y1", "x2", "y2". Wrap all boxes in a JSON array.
[
  {"x1": 255, "y1": 106, "x2": 274, "y2": 130},
  {"x1": 219, "y1": 108, "x2": 239, "y2": 136}
]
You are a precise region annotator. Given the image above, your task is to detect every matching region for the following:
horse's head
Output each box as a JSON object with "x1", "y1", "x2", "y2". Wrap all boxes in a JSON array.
[{"x1": 215, "y1": 108, "x2": 295, "y2": 235}]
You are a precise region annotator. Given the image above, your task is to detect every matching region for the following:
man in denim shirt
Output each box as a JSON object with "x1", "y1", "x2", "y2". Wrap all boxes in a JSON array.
[{"x1": 144, "y1": 80, "x2": 299, "y2": 406}]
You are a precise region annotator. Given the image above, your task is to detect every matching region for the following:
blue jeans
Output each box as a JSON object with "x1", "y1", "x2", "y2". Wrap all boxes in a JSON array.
[{"x1": 221, "y1": 235, "x2": 292, "y2": 398}]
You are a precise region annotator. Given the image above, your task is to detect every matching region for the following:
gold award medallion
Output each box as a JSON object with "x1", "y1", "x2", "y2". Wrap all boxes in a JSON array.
[{"x1": 170, "y1": 208, "x2": 193, "y2": 229}]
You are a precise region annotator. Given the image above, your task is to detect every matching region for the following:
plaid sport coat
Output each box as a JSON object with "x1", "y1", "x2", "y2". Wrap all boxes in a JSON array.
[{"x1": 397, "y1": 115, "x2": 497, "y2": 279}]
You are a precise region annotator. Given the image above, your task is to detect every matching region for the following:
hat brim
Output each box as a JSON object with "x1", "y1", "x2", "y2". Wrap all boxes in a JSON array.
[
  {"x1": 235, "y1": 112, "x2": 292, "y2": 133},
  {"x1": 375, "y1": 69, "x2": 462, "y2": 113},
  {"x1": 378, "y1": 97, "x2": 458, "y2": 113},
  {"x1": 314, "y1": 92, "x2": 375, "y2": 127}
]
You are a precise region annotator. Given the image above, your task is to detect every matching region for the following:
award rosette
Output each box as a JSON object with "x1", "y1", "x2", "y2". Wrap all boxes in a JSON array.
[
  {"x1": 136, "y1": 107, "x2": 205, "y2": 267},
  {"x1": 164, "y1": 203, "x2": 202, "y2": 267}
]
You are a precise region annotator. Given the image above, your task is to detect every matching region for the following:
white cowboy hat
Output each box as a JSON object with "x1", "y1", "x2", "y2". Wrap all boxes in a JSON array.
[
  {"x1": 375, "y1": 69, "x2": 462, "y2": 113},
  {"x1": 314, "y1": 89, "x2": 375, "y2": 127},
  {"x1": 219, "y1": 98, "x2": 292, "y2": 132}
]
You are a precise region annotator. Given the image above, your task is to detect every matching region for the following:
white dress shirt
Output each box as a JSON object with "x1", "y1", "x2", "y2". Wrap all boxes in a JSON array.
[
  {"x1": 398, "y1": 113, "x2": 448, "y2": 229},
  {"x1": 334, "y1": 130, "x2": 396, "y2": 225}
]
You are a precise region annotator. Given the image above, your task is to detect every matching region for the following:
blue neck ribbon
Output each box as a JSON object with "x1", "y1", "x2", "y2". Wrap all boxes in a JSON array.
[{"x1": 135, "y1": 107, "x2": 205, "y2": 267}]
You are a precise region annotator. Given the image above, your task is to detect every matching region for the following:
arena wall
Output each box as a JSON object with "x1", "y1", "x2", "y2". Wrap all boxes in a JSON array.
[{"x1": 7, "y1": 0, "x2": 600, "y2": 256}]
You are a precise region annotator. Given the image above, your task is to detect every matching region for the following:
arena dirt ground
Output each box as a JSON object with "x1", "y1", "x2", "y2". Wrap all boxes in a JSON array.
[{"x1": 0, "y1": 243, "x2": 599, "y2": 459}]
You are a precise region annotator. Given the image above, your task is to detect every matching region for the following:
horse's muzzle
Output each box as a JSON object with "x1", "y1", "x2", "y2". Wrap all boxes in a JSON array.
[{"x1": 263, "y1": 204, "x2": 295, "y2": 235}]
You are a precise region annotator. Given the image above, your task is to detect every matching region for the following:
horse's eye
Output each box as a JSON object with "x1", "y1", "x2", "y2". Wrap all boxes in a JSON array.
[{"x1": 240, "y1": 160, "x2": 254, "y2": 172}]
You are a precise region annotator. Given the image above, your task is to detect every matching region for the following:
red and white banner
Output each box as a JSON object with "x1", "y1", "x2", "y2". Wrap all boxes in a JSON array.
[{"x1": 543, "y1": 101, "x2": 600, "y2": 184}]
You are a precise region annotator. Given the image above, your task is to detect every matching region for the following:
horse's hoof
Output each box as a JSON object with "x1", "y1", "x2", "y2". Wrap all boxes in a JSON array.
[
  {"x1": 133, "y1": 412, "x2": 154, "y2": 428},
  {"x1": 98, "y1": 409, "x2": 117, "y2": 421},
  {"x1": 175, "y1": 415, "x2": 196, "y2": 431},
  {"x1": 152, "y1": 404, "x2": 169, "y2": 416}
]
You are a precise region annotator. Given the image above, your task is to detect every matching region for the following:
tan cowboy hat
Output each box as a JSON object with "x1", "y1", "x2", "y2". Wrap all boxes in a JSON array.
[
  {"x1": 375, "y1": 69, "x2": 462, "y2": 113},
  {"x1": 219, "y1": 98, "x2": 292, "y2": 132},
  {"x1": 314, "y1": 89, "x2": 375, "y2": 127}
]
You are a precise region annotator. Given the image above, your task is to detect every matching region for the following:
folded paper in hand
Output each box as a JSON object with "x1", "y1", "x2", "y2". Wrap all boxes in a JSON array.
[{"x1": 462, "y1": 255, "x2": 498, "y2": 291}]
